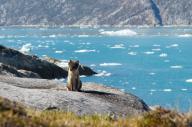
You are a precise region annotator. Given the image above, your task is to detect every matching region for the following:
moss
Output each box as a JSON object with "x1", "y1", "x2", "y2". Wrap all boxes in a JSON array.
[{"x1": 0, "y1": 97, "x2": 192, "y2": 127}]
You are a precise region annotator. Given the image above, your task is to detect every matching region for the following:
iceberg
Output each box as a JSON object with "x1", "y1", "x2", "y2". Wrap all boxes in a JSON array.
[{"x1": 100, "y1": 29, "x2": 137, "y2": 36}]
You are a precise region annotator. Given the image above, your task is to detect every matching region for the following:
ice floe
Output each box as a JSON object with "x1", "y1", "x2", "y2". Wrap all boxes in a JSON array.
[
  {"x1": 55, "y1": 50, "x2": 64, "y2": 54},
  {"x1": 149, "y1": 72, "x2": 156, "y2": 76},
  {"x1": 100, "y1": 29, "x2": 137, "y2": 36},
  {"x1": 163, "y1": 89, "x2": 172, "y2": 92},
  {"x1": 132, "y1": 87, "x2": 136, "y2": 90},
  {"x1": 78, "y1": 35, "x2": 89, "y2": 38},
  {"x1": 49, "y1": 35, "x2": 56, "y2": 38},
  {"x1": 166, "y1": 44, "x2": 179, "y2": 48},
  {"x1": 19, "y1": 43, "x2": 33, "y2": 54},
  {"x1": 90, "y1": 64, "x2": 96, "y2": 67},
  {"x1": 153, "y1": 44, "x2": 161, "y2": 47},
  {"x1": 150, "y1": 89, "x2": 157, "y2": 92},
  {"x1": 159, "y1": 53, "x2": 168, "y2": 58},
  {"x1": 95, "y1": 71, "x2": 111, "y2": 77},
  {"x1": 129, "y1": 45, "x2": 140, "y2": 48},
  {"x1": 186, "y1": 79, "x2": 192, "y2": 83},
  {"x1": 128, "y1": 52, "x2": 137, "y2": 56},
  {"x1": 181, "y1": 89, "x2": 188, "y2": 91},
  {"x1": 74, "y1": 49, "x2": 96, "y2": 53},
  {"x1": 110, "y1": 44, "x2": 125, "y2": 49},
  {"x1": 38, "y1": 44, "x2": 49, "y2": 48},
  {"x1": 178, "y1": 34, "x2": 192, "y2": 38},
  {"x1": 80, "y1": 75, "x2": 87, "y2": 78},
  {"x1": 170, "y1": 65, "x2": 183, "y2": 69},
  {"x1": 99, "y1": 63, "x2": 122, "y2": 66},
  {"x1": 144, "y1": 51, "x2": 155, "y2": 55}
]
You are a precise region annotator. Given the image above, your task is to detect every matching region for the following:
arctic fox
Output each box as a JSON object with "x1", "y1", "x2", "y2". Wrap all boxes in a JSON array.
[{"x1": 67, "y1": 60, "x2": 82, "y2": 91}]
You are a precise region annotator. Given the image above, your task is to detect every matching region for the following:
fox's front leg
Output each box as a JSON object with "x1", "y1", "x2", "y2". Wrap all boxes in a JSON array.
[{"x1": 67, "y1": 83, "x2": 72, "y2": 91}]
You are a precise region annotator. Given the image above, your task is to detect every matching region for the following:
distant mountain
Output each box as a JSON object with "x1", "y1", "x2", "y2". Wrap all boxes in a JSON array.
[{"x1": 0, "y1": 0, "x2": 191, "y2": 26}]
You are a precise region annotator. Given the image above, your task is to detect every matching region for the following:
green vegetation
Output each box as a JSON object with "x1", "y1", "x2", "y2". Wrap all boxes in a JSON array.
[{"x1": 0, "y1": 97, "x2": 192, "y2": 127}]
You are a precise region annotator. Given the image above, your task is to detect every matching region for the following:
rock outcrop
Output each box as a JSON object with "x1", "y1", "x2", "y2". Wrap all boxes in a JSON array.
[
  {"x1": 0, "y1": 45, "x2": 68, "y2": 79},
  {"x1": 0, "y1": 45, "x2": 97, "y2": 79},
  {"x1": 0, "y1": 76, "x2": 149, "y2": 117},
  {"x1": 0, "y1": 0, "x2": 191, "y2": 26},
  {"x1": 0, "y1": 63, "x2": 40, "y2": 78}
]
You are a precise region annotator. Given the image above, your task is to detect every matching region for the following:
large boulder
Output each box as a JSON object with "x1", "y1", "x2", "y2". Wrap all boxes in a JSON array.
[
  {"x1": 0, "y1": 76, "x2": 149, "y2": 117},
  {"x1": 0, "y1": 45, "x2": 68, "y2": 79}
]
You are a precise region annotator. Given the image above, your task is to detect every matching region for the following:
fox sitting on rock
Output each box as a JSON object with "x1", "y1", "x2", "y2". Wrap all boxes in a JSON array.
[{"x1": 67, "y1": 60, "x2": 82, "y2": 91}]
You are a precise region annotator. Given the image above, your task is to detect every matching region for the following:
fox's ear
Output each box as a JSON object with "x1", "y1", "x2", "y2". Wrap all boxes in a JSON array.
[
  {"x1": 76, "y1": 60, "x2": 79, "y2": 64},
  {"x1": 69, "y1": 60, "x2": 72, "y2": 64}
]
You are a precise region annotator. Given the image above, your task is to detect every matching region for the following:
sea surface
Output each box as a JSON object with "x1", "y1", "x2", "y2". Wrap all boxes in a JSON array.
[{"x1": 0, "y1": 26, "x2": 192, "y2": 112}]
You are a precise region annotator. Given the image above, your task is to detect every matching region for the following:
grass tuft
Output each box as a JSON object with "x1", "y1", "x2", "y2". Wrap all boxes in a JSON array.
[{"x1": 1, "y1": 97, "x2": 192, "y2": 127}]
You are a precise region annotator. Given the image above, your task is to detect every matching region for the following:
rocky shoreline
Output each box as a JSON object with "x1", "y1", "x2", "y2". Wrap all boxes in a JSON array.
[{"x1": 0, "y1": 45, "x2": 149, "y2": 117}]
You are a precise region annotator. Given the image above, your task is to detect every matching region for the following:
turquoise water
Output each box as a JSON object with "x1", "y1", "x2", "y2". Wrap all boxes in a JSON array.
[{"x1": 1, "y1": 26, "x2": 192, "y2": 112}]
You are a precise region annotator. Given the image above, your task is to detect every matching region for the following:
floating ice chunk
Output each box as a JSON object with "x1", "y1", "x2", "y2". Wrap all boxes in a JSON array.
[
  {"x1": 74, "y1": 49, "x2": 96, "y2": 53},
  {"x1": 128, "y1": 52, "x2": 137, "y2": 56},
  {"x1": 95, "y1": 71, "x2": 111, "y2": 77},
  {"x1": 80, "y1": 75, "x2": 86, "y2": 78},
  {"x1": 19, "y1": 43, "x2": 32, "y2": 54},
  {"x1": 110, "y1": 44, "x2": 125, "y2": 49},
  {"x1": 163, "y1": 89, "x2": 172, "y2": 92},
  {"x1": 166, "y1": 44, "x2": 179, "y2": 48},
  {"x1": 170, "y1": 65, "x2": 183, "y2": 69},
  {"x1": 178, "y1": 34, "x2": 192, "y2": 38},
  {"x1": 90, "y1": 64, "x2": 96, "y2": 67},
  {"x1": 100, "y1": 29, "x2": 137, "y2": 36},
  {"x1": 55, "y1": 50, "x2": 64, "y2": 54},
  {"x1": 132, "y1": 87, "x2": 136, "y2": 90},
  {"x1": 38, "y1": 44, "x2": 43, "y2": 48},
  {"x1": 186, "y1": 79, "x2": 192, "y2": 83},
  {"x1": 149, "y1": 72, "x2": 156, "y2": 76},
  {"x1": 99, "y1": 63, "x2": 122, "y2": 66},
  {"x1": 80, "y1": 42, "x2": 91, "y2": 45},
  {"x1": 78, "y1": 35, "x2": 89, "y2": 38},
  {"x1": 181, "y1": 89, "x2": 188, "y2": 91},
  {"x1": 153, "y1": 44, "x2": 161, "y2": 47},
  {"x1": 38, "y1": 44, "x2": 49, "y2": 48},
  {"x1": 150, "y1": 89, "x2": 157, "y2": 92},
  {"x1": 159, "y1": 53, "x2": 168, "y2": 58},
  {"x1": 144, "y1": 51, "x2": 155, "y2": 55},
  {"x1": 172, "y1": 44, "x2": 179, "y2": 47},
  {"x1": 49, "y1": 35, "x2": 56, "y2": 38},
  {"x1": 129, "y1": 45, "x2": 140, "y2": 48}
]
